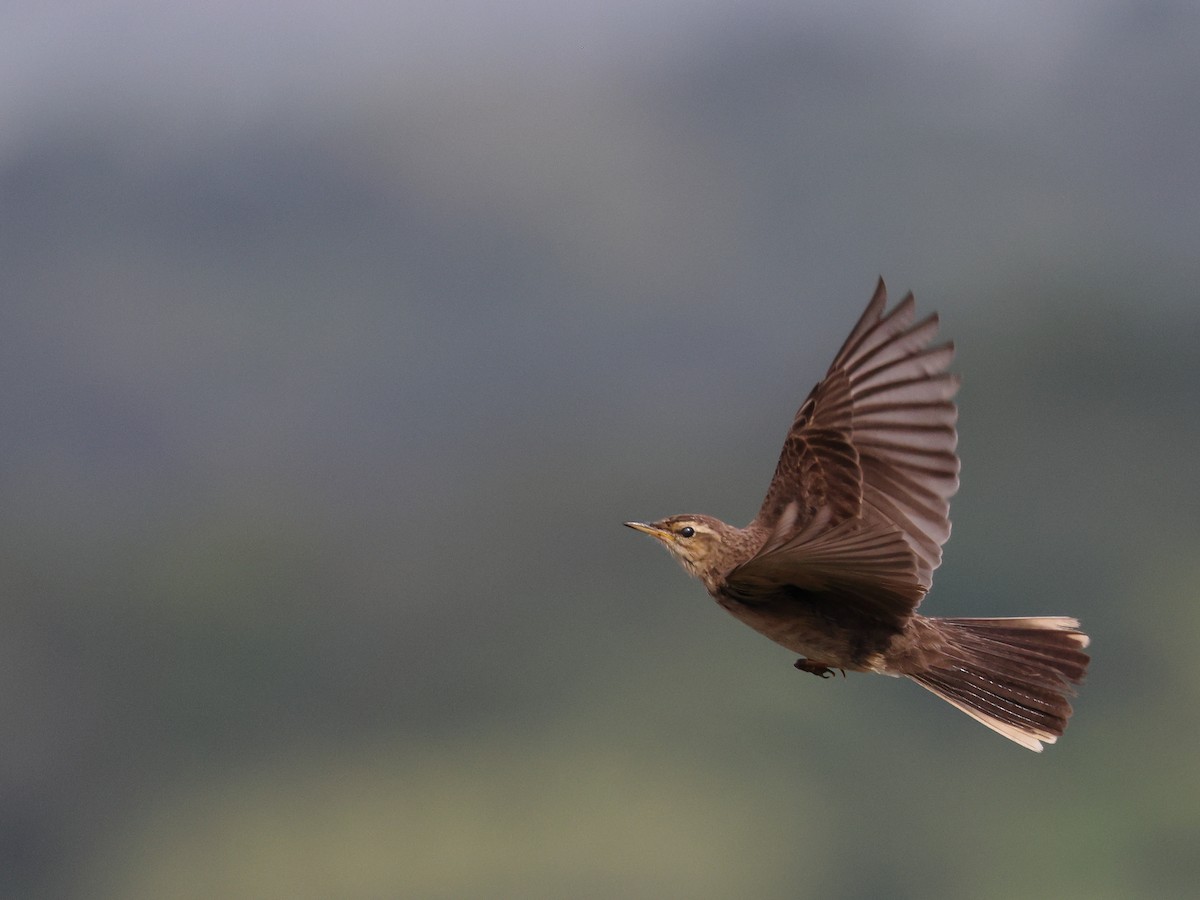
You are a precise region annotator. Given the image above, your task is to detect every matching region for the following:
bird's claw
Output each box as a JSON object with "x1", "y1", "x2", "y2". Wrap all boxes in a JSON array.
[{"x1": 794, "y1": 659, "x2": 844, "y2": 679}]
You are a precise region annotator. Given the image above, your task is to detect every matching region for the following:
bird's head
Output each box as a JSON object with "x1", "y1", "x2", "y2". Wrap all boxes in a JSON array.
[{"x1": 624, "y1": 514, "x2": 735, "y2": 586}]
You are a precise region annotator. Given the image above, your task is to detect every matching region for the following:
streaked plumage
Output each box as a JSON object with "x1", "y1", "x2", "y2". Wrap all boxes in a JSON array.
[{"x1": 626, "y1": 280, "x2": 1089, "y2": 751}]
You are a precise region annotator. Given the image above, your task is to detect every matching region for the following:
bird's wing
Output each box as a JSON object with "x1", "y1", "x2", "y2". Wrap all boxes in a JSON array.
[
  {"x1": 737, "y1": 279, "x2": 960, "y2": 610},
  {"x1": 727, "y1": 511, "x2": 924, "y2": 626}
]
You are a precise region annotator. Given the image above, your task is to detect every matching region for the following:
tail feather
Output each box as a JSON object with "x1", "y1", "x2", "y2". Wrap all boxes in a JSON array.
[{"x1": 909, "y1": 616, "x2": 1090, "y2": 751}]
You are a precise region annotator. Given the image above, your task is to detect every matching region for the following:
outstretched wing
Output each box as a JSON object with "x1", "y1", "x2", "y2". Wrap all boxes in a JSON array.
[{"x1": 730, "y1": 279, "x2": 960, "y2": 622}]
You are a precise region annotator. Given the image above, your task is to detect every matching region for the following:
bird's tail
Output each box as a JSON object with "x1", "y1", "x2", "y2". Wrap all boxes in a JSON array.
[{"x1": 908, "y1": 616, "x2": 1090, "y2": 751}]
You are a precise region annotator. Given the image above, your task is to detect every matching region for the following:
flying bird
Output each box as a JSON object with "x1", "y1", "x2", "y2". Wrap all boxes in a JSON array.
[{"x1": 626, "y1": 280, "x2": 1089, "y2": 750}]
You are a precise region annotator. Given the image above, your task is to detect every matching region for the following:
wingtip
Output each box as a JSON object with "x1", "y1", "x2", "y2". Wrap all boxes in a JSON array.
[{"x1": 859, "y1": 277, "x2": 889, "y2": 325}]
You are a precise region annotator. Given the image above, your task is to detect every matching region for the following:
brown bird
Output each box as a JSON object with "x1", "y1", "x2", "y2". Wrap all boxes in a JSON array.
[{"x1": 626, "y1": 279, "x2": 1089, "y2": 751}]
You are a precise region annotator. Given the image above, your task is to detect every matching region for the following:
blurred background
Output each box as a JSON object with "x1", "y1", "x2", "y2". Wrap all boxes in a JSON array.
[{"x1": 2, "y1": 1, "x2": 1198, "y2": 898}]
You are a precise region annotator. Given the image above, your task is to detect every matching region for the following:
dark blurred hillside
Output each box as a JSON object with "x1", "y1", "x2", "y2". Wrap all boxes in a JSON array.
[{"x1": 2, "y1": 5, "x2": 1199, "y2": 898}]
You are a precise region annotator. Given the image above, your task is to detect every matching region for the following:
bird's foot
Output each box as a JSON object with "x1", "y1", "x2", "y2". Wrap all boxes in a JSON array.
[{"x1": 794, "y1": 659, "x2": 845, "y2": 678}]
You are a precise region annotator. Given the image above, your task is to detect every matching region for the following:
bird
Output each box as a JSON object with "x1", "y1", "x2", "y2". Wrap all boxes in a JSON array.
[{"x1": 625, "y1": 279, "x2": 1089, "y2": 751}]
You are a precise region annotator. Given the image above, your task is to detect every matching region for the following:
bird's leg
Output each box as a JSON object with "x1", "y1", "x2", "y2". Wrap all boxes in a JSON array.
[{"x1": 794, "y1": 658, "x2": 845, "y2": 678}]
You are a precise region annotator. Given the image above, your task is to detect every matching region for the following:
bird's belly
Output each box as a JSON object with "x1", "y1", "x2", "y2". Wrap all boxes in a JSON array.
[{"x1": 714, "y1": 591, "x2": 890, "y2": 671}]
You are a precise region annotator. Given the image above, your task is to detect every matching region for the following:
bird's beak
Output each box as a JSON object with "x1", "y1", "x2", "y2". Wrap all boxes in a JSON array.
[{"x1": 624, "y1": 521, "x2": 674, "y2": 543}]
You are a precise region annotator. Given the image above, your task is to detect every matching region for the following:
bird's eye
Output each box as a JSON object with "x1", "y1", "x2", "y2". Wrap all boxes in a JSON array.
[{"x1": 679, "y1": 526, "x2": 695, "y2": 538}]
